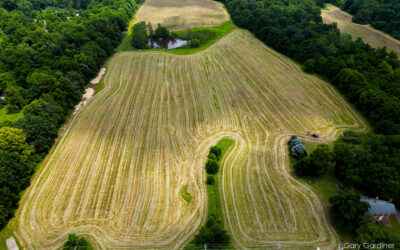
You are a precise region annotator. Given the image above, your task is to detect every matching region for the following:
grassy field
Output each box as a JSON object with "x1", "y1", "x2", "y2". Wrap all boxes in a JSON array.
[
  {"x1": 390, "y1": 216, "x2": 400, "y2": 235},
  {"x1": 11, "y1": 28, "x2": 369, "y2": 249},
  {"x1": 0, "y1": 106, "x2": 23, "y2": 123},
  {"x1": 117, "y1": 21, "x2": 236, "y2": 54},
  {"x1": 322, "y1": 4, "x2": 400, "y2": 55},
  {"x1": 134, "y1": 0, "x2": 229, "y2": 31}
]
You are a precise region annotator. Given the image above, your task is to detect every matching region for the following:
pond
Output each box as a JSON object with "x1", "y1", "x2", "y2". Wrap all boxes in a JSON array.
[{"x1": 148, "y1": 38, "x2": 189, "y2": 49}]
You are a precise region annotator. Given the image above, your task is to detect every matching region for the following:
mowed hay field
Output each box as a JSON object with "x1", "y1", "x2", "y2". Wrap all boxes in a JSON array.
[
  {"x1": 134, "y1": 0, "x2": 229, "y2": 30},
  {"x1": 322, "y1": 4, "x2": 400, "y2": 55},
  {"x1": 13, "y1": 30, "x2": 368, "y2": 249}
]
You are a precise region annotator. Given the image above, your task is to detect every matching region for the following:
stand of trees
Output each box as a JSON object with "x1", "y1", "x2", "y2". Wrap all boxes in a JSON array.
[
  {"x1": 187, "y1": 143, "x2": 230, "y2": 248},
  {"x1": 330, "y1": 193, "x2": 400, "y2": 245},
  {"x1": 341, "y1": 0, "x2": 400, "y2": 40},
  {"x1": 294, "y1": 144, "x2": 332, "y2": 177},
  {"x1": 131, "y1": 22, "x2": 170, "y2": 49},
  {"x1": 63, "y1": 234, "x2": 93, "y2": 250},
  {"x1": 333, "y1": 134, "x2": 400, "y2": 203},
  {"x1": 0, "y1": 0, "x2": 141, "y2": 230}
]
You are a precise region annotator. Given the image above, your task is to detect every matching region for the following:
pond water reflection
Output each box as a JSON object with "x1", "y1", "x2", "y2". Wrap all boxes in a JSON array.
[{"x1": 148, "y1": 38, "x2": 188, "y2": 49}]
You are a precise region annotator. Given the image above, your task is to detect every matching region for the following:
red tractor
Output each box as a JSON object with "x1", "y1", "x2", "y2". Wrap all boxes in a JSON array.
[{"x1": 311, "y1": 133, "x2": 320, "y2": 138}]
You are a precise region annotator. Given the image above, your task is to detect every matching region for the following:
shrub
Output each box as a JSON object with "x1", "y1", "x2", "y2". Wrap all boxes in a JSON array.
[
  {"x1": 209, "y1": 146, "x2": 221, "y2": 160},
  {"x1": 190, "y1": 39, "x2": 200, "y2": 48},
  {"x1": 63, "y1": 233, "x2": 93, "y2": 250},
  {"x1": 206, "y1": 175, "x2": 215, "y2": 185},
  {"x1": 154, "y1": 23, "x2": 170, "y2": 39},
  {"x1": 206, "y1": 159, "x2": 219, "y2": 174},
  {"x1": 208, "y1": 153, "x2": 217, "y2": 161},
  {"x1": 309, "y1": 144, "x2": 332, "y2": 176},
  {"x1": 288, "y1": 135, "x2": 298, "y2": 143},
  {"x1": 289, "y1": 138, "x2": 302, "y2": 148},
  {"x1": 171, "y1": 32, "x2": 178, "y2": 39},
  {"x1": 293, "y1": 157, "x2": 311, "y2": 177},
  {"x1": 193, "y1": 216, "x2": 230, "y2": 246},
  {"x1": 291, "y1": 143, "x2": 307, "y2": 159}
]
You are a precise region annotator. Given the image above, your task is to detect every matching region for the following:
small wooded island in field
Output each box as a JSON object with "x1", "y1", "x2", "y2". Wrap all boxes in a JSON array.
[{"x1": 0, "y1": 0, "x2": 399, "y2": 248}]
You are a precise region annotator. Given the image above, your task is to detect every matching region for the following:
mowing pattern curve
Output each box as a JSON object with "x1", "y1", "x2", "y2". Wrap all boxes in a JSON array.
[
  {"x1": 14, "y1": 30, "x2": 367, "y2": 249},
  {"x1": 134, "y1": 0, "x2": 229, "y2": 30}
]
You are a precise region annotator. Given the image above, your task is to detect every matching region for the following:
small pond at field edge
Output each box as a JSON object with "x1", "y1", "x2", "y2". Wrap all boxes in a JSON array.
[{"x1": 148, "y1": 38, "x2": 189, "y2": 49}]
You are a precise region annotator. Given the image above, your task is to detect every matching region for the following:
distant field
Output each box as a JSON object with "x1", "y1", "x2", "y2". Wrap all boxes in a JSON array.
[
  {"x1": 134, "y1": 0, "x2": 229, "y2": 30},
  {"x1": 322, "y1": 4, "x2": 400, "y2": 55},
  {"x1": 13, "y1": 29, "x2": 368, "y2": 249}
]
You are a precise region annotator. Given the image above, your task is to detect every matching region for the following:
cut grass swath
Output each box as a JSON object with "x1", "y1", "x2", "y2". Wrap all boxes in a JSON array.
[
  {"x1": 13, "y1": 30, "x2": 368, "y2": 249},
  {"x1": 134, "y1": 0, "x2": 229, "y2": 31}
]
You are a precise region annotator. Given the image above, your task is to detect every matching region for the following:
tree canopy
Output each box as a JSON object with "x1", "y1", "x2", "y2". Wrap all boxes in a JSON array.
[
  {"x1": 330, "y1": 194, "x2": 370, "y2": 233},
  {"x1": 63, "y1": 233, "x2": 93, "y2": 250},
  {"x1": 0, "y1": 0, "x2": 142, "y2": 230},
  {"x1": 0, "y1": 126, "x2": 33, "y2": 156}
]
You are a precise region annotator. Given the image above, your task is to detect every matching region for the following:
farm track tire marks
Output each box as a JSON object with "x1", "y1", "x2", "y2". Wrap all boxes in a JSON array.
[
  {"x1": 134, "y1": 0, "x2": 229, "y2": 30},
  {"x1": 14, "y1": 30, "x2": 368, "y2": 249}
]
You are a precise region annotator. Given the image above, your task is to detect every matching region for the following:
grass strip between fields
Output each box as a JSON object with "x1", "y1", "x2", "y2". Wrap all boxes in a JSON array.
[
  {"x1": 207, "y1": 138, "x2": 233, "y2": 221},
  {"x1": 185, "y1": 138, "x2": 233, "y2": 249}
]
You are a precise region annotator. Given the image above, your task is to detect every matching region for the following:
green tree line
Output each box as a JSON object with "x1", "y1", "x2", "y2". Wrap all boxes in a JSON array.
[{"x1": 0, "y1": 0, "x2": 142, "y2": 230}]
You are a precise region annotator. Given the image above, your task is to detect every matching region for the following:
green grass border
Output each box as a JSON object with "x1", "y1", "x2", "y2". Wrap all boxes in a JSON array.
[
  {"x1": 116, "y1": 21, "x2": 237, "y2": 55},
  {"x1": 185, "y1": 138, "x2": 233, "y2": 249},
  {"x1": 0, "y1": 106, "x2": 23, "y2": 123}
]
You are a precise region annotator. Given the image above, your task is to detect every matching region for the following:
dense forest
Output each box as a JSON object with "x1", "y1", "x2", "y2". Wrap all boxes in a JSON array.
[
  {"x1": 341, "y1": 0, "x2": 400, "y2": 40},
  {"x1": 218, "y1": 0, "x2": 400, "y2": 243},
  {"x1": 0, "y1": 0, "x2": 140, "y2": 229}
]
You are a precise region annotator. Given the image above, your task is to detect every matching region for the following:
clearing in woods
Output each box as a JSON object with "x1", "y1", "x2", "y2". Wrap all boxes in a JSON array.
[
  {"x1": 322, "y1": 4, "x2": 400, "y2": 55},
  {"x1": 12, "y1": 29, "x2": 368, "y2": 249},
  {"x1": 134, "y1": 0, "x2": 229, "y2": 30}
]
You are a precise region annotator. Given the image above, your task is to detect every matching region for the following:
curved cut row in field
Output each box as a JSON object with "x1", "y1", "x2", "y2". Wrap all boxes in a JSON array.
[
  {"x1": 322, "y1": 5, "x2": 400, "y2": 55},
  {"x1": 134, "y1": 0, "x2": 229, "y2": 30},
  {"x1": 14, "y1": 30, "x2": 367, "y2": 249}
]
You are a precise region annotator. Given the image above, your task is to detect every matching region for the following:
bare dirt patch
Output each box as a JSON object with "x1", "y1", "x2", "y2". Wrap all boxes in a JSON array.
[
  {"x1": 90, "y1": 68, "x2": 106, "y2": 84},
  {"x1": 73, "y1": 87, "x2": 94, "y2": 114}
]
